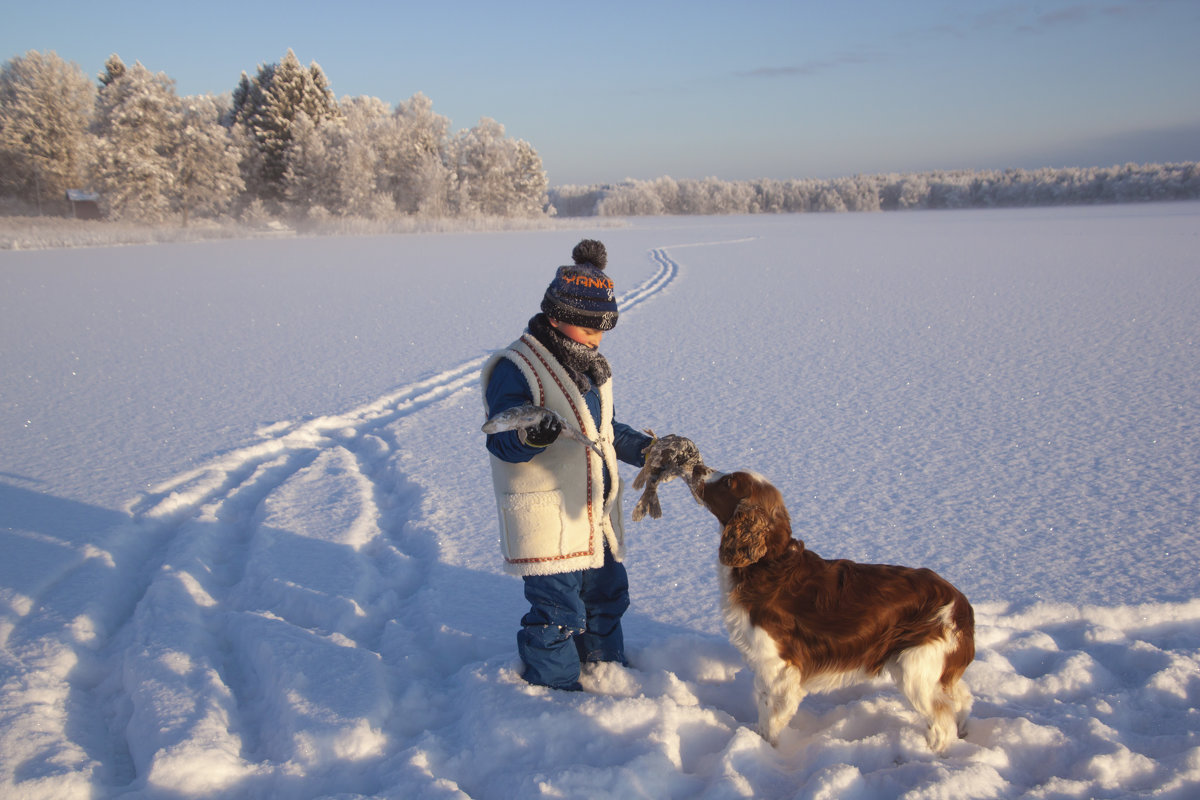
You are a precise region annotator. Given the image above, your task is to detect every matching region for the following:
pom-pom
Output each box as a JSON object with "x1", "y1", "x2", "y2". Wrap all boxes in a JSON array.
[{"x1": 572, "y1": 239, "x2": 607, "y2": 270}]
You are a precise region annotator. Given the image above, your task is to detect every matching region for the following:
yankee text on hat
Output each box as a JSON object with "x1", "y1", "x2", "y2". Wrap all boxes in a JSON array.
[{"x1": 560, "y1": 274, "x2": 614, "y2": 290}]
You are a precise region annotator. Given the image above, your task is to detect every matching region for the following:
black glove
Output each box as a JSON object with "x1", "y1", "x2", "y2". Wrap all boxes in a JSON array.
[{"x1": 522, "y1": 415, "x2": 562, "y2": 448}]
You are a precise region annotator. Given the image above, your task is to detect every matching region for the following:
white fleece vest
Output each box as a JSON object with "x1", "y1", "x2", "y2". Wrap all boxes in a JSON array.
[{"x1": 481, "y1": 333, "x2": 625, "y2": 577}]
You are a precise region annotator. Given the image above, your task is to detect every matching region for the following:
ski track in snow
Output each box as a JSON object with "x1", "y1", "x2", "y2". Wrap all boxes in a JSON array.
[
  {"x1": 3, "y1": 244, "x2": 691, "y2": 795},
  {"x1": 6, "y1": 229, "x2": 1199, "y2": 799}
]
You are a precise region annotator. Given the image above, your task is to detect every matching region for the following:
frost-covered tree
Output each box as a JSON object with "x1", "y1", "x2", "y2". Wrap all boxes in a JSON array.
[
  {"x1": 173, "y1": 94, "x2": 243, "y2": 225},
  {"x1": 281, "y1": 111, "x2": 335, "y2": 214},
  {"x1": 92, "y1": 56, "x2": 181, "y2": 221},
  {"x1": 508, "y1": 139, "x2": 549, "y2": 217},
  {"x1": 330, "y1": 97, "x2": 394, "y2": 218},
  {"x1": 595, "y1": 180, "x2": 665, "y2": 216},
  {"x1": 546, "y1": 184, "x2": 606, "y2": 217},
  {"x1": 230, "y1": 49, "x2": 340, "y2": 200},
  {"x1": 651, "y1": 176, "x2": 683, "y2": 213},
  {"x1": 450, "y1": 118, "x2": 499, "y2": 215},
  {"x1": 452, "y1": 117, "x2": 548, "y2": 217},
  {"x1": 283, "y1": 105, "x2": 393, "y2": 220},
  {"x1": 377, "y1": 92, "x2": 453, "y2": 216},
  {"x1": 0, "y1": 50, "x2": 95, "y2": 213},
  {"x1": 97, "y1": 54, "x2": 126, "y2": 88},
  {"x1": 223, "y1": 55, "x2": 545, "y2": 219},
  {"x1": 753, "y1": 179, "x2": 788, "y2": 213}
]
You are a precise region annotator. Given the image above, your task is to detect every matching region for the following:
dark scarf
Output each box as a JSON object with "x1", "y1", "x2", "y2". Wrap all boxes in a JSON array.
[{"x1": 527, "y1": 313, "x2": 611, "y2": 394}]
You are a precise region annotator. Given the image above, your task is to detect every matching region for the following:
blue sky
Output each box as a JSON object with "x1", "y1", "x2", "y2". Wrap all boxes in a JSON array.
[{"x1": 5, "y1": 0, "x2": 1198, "y2": 186}]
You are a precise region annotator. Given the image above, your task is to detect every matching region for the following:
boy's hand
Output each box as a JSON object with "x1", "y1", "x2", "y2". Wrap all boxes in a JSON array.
[{"x1": 521, "y1": 415, "x2": 562, "y2": 447}]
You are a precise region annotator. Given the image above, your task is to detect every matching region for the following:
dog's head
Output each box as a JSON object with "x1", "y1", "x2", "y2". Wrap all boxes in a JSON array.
[{"x1": 694, "y1": 470, "x2": 793, "y2": 567}]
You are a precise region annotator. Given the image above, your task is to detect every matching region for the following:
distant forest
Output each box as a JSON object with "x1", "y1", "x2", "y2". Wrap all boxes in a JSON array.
[
  {"x1": 2, "y1": 49, "x2": 1197, "y2": 228},
  {"x1": 549, "y1": 162, "x2": 1200, "y2": 217}
]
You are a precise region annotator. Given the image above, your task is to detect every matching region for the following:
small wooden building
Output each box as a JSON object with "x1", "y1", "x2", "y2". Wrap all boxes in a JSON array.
[{"x1": 65, "y1": 189, "x2": 102, "y2": 220}]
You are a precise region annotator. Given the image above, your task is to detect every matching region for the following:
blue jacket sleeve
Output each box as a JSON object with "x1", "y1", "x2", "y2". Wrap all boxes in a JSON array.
[
  {"x1": 613, "y1": 419, "x2": 653, "y2": 467},
  {"x1": 484, "y1": 358, "x2": 543, "y2": 463}
]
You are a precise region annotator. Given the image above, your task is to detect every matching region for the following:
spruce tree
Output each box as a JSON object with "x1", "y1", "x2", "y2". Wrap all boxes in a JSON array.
[
  {"x1": 91, "y1": 57, "x2": 180, "y2": 220},
  {"x1": 231, "y1": 49, "x2": 340, "y2": 201},
  {"x1": 98, "y1": 53, "x2": 127, "y2": 88}
]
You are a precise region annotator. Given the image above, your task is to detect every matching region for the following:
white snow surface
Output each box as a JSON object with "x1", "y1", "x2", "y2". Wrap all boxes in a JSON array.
[{"x1": 2, "y1": 205, "x2": 1199, "y2": 798}]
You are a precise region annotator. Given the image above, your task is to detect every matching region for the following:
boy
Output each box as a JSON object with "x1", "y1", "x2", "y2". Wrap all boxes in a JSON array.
[{"x1": 482, "y1": 239, "x2": 656, "y2": 691}]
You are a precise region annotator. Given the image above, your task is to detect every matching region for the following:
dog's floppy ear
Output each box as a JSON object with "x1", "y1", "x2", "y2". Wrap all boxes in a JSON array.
[{"x1": 719, "y1": 501, "x2": 770, "y2": 567}]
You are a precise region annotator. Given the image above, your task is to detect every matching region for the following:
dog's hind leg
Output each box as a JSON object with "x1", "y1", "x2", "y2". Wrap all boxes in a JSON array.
[
  {"x1": 924, "y1": 690, "x2": 960, "y2": 754},
  {"x1": 951, "y1": 678, "x2": 972, "y2": 739},
  {"x1": 890, "y1": 637, "x2": 960, "y2": 753}
]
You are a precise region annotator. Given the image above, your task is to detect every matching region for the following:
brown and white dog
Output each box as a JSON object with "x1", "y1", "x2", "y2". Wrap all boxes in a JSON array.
[{"x1": 688, "y1": 467, "x2": 974, "y2": 752}]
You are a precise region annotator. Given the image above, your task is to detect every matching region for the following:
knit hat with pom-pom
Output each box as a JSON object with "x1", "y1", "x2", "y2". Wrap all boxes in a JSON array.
[{"x1": 540, "y1": 239, "x2": 619, "y2": 331}]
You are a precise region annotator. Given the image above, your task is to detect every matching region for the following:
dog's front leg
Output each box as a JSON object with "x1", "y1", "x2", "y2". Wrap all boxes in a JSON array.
[{"x1": 754, "y1": 662, "x2": 804, "y2": 746}]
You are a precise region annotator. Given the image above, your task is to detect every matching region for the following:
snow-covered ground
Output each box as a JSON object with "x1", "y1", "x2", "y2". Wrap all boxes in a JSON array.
[{"x1": 2, "y1": 204, "x2": 1198, "y2": 798}]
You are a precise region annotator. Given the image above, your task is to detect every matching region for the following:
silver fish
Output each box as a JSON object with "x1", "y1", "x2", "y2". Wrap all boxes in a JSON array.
[
  {"x1": 631, "y1": 433, "x2": 705, "y2": 521},
  {"x1": 482, "y1": 403, "x2": 604, "y2": 458}
]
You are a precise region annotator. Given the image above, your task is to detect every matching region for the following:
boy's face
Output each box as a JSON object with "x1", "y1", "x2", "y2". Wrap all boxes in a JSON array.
[{"x1": 549, "y1": 318, "x2": 604, "y2": 349}]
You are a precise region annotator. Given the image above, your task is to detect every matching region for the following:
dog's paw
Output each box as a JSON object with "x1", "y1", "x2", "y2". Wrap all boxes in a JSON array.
[{"x1": 756, "y1": 723, "x2": 782, "y2": 747}]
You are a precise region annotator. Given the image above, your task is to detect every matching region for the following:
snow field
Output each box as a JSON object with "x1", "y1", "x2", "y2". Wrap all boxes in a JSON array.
[{"x1": 2, "y1": 204, "x2": 1198, "y2": 797}]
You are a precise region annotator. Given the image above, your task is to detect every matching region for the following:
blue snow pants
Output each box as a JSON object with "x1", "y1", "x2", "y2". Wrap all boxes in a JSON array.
[{"x1": 518, "y1": 543, "x2": 630, "y2": 691}]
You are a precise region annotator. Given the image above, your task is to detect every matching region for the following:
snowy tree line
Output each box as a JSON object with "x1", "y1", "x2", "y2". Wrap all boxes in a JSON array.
[
  {"x1": 0, "y1": 50, "x2": 548, "y2": 223},
  {"x1": 550, "y1": 162, "x2": 1200, "y2": 217},
  {"x1": 5, "y1": 50, "x2": 1196, "y2": 228}
]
